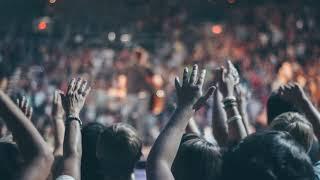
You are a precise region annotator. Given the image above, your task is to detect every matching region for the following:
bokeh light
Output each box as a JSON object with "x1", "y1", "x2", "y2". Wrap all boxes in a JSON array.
[{"x1": 211, "y1": 24, "x2": 223, "y2": 34}]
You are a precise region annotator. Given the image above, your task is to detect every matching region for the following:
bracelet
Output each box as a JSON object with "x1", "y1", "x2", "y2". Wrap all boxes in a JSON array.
[
  {"x1": 65, "y1": 116, "x2": 82, "y2": 128},
  {"x1": 222, "y1": 96, "x2": 237, "y2": 104},
  {"x1": 223, "y1": 96, "x2": 237, "y2": 109},
  {"x1": 223, "y1": 101, "x2": 238, "y2": 109},
  {"x1": 227, "y1": 115, "x2": 242, "y2": 124}
]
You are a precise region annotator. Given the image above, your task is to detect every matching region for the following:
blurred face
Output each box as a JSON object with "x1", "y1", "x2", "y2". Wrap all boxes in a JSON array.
[{"x1": 279, "y1": 62, "x2": 293, "y2": 81}]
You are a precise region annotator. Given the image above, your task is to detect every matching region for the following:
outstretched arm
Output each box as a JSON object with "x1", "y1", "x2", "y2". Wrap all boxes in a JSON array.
[
  {"x1": 235, "y1": 85, "x2": 252, "y2": 135},
  {"x1": 57, "y1": 78, "x2": 91, "y2": 180},
  {"x1": 211, "y1": 88, "x2": 228, "y2": 146},
  {"x1": 0, "y1": 92, "x2": 53, "y2": 180},
  {"x1": 217, "y1": 61, "x2": 247, "y2": 144},
  {"x1": 147, "y1": 65, "x2": 215, "y2": 180},
  {"x1": 278, "y1": 83, "x2": 320, "y2": 139},
  {"x1": 52, "y1": 90, "x2": 65, "y2": 156}
]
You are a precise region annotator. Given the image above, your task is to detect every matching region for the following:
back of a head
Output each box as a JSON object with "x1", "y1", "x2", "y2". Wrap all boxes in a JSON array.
[
  {"x1": 81, "y1": 122, "x2": 105, "y2": 180},
  {"x1": 96, "y1": 123, "x2": 142, "y2": 179},
  {"x1": 172, "y1": 134, "x2": 222, "y2": 180},
  {"x1": 267, "y1": 92, "x2": 298, "y2": 124},
  {"x1": 222, "y1": 131, "x2": 315, "y2": 180},
  {"x1": 270, "y1": 112, "x2": 314, "y2": 152},
  {"x1": 0, "y1": 142, "x2": 21, "y2": 180}
]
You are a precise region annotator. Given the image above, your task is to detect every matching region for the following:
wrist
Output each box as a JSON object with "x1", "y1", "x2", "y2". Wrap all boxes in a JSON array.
[
  {"x1": 65, "y1": 116, "x2": 82, "y2": 128},
  {"x1": 298, "y1": 95, "x2": 311, "y2": 109},
  {"x1": 66, "y1": 111, "x2": 80, "y2": 119},
  {"x1": 53, "y1": 115, "x2": 64, "y2": 121}
]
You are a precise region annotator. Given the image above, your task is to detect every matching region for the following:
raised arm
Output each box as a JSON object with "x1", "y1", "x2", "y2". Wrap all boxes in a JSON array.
[
  {"x1": 235, "y1": 85, "x2": 253, "y2": 135},
  {"x1": 217, "y1": 61, "x2": 247, "y2": 144},
  {"x1": 57, "y1": 78, "x2": 91, "y2": 180},
  {"x1": 147, "y1": 65, "x2": 215, "y2": 180},
  {"x1": 0, "y1": 92, "x2": 53, "y2": 180},
  {"x1": 211, "y1": 87, "x2": 228, "y2": 146},
  {"x1": 278, "y1": 83, "x2": 320, "y2": 139},
  {"x1": 52, "y1": 90, "x2": 65, "y2": 156}
]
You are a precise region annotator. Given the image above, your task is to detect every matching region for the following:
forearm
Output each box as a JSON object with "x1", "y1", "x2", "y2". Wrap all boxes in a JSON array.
[
  {"x1": 186, "y1": 117, "x2": 201, "y2": 136},
  {"x1": 0, "y1": 91, "x2": 50, "y2": 159},
  {"x1": 53, "y1": 118, "x2": 65, "y2": 156},
  {"x1": 225, "y1": 105, "x2": 247, "y2": 143},
  {"x1": 212, "y1": 91, "x2": 228, "y2": 146},
  {"x1": 238, "y1": 102, "x2": 251, "y2": 135},
  {"x1": 60, "y1": 120, "x2": 82, "y2": 179},
  {"x1": 147, "y1": 106, "x2": 193, "y2": 175}
]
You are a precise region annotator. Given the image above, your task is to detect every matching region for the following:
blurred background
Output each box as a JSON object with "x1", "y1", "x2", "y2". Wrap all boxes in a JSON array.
[{"x1": 0, "y1": 0, "x2": 319, "y2": 157}]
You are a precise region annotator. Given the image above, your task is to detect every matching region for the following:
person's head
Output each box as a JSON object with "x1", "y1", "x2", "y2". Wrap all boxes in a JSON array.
[
  {"x1": 0, "y1": 142, "x2": 22, "y2": 180},
  {"x1": 172, "y1": 134, "x2": 222, "y2": 180},
  {"x1": 81, "y1": 122, "x2": 105, "y2": 180},
  {"x1": 96, "y1": 123, "x2": 142, "y2": 179},
  {"x1": 222, "y1": 131, "x2": 315, "y2": 180},
  {"x1": 270, "y1": 112, "x2": 314, "y2": 152},
  {"x1": 267, "y1": 91, "x2": 298, "y2": 124}
]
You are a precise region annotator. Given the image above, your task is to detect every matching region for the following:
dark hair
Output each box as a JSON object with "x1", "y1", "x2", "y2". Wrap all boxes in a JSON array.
[
  {"x1": 96, "y1": 123, "x2": 142, "y2": 178},
  {"x1": 0, "y1": 142, "x2": 21, "y2": 180},
  {"x1": 270, "y1": 112, "x2": 314, "y2": 152},
  {"x1": 172, "y1": 133, "x2": 222, "y2": 180},
  {"x1": 81, "y1": 122, "x2": 105, "y2": 180},
  {"x1": 222, "y1": 131, "x2": 315, "y2": 180},
  {"x1": 267, "y1": 92, "x2": 298, "y2": 124}
]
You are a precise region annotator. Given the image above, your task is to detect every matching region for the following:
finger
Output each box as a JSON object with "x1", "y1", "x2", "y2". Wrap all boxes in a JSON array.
[
  {"x1": 214, "y1": 67, "x2": 222, "y2": 83},
  {"x1": 73, "y1": 77, "x2": 83, "y2": 92},
  {"x1": 21, "y1": 96, "x2": 26, "y2": 110},
  {"x1": 16, "y1": 98, "x2": 20, "y2": 107},
  {"x1": 175, "y1": 77, "x2": 181, "y2": 91},
  {"x1": 189, "y1": 64, "x2": 198, "y2": 85},
  {"x1": 196, "y1": 69, "x2": 206, "y2": 87},
  {"x1": 26, "y1": 107, "x2": 33, "y2": 119},
  {"x1": 227, "y1": 60, "x2": 233, "y2": 74},
  {"x1": 83, "y1": 86, "x2": 91, "y2": 98},
  {"x1": 56, "y1": 91, "x2": 63, "y2": 104},
  {"x1": 221, "y1": 67, "x2": 227, "y2": 82},
  {"x1": 203, "y1": 86, "x2": 216, "y2": 100},
  {"x1": 193, "y1": 86, "x2": 216, "y2": 110},
  {"x1": 289, "y1": 83, "x2": 296, "y2": 89},
  {"x1": 79, "y1": 80, "x2": 88, "y2": 94},
  {"x1": 234, "y1": 84, "x2": 240, "y2": 95},
  {"x1": 182, "y1": 67, "x2": 189, "y2": 86},
  {"x1": 67, "y1": 78, "x2": 76, "y2": 95},
  {"x1": 54, "y1": 90, "x2": 58, "y2": 104}
]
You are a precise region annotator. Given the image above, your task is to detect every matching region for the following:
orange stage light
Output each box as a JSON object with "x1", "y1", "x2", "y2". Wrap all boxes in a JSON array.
[
  {"x1": 211, "y1": 25, "x2": 223, "y2": 34},
  {"x1": 38, "y1": 21, "x2": 47, "y2": 31}
]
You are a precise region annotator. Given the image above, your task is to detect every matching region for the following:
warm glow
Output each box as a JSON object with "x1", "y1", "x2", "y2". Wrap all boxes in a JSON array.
[
  {"x1": 38, "y1": 21, "x2": 47, "y2": 31},
  {"x1": 227, "y1": 0, "x2": 236, "y2": 4},
  {"x1": 49, "y1": 0, "x2": 56, "y2": 4},
  {"x1": 211, "y1": 25, "x2": 223, "y2": 34}
]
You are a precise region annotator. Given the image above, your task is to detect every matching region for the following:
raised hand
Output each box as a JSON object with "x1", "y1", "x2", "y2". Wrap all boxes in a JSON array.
[
  {"x1": 216, "y1": 61, "x2": 240, "y2": 98},
  {"x1": 277, "y1": 83, "x2": 307, "y2": 105},
  {"x1": 52, "y1": 90, "x2": 65, "y2": 120},
  {"x1": 277, "y1": 83, "x2": 320, "y2": 140},
  {"x1": 57, "y1": 77, "x2": 91, "y2": 180},
  {"x1": 174, "y1": 64, "x2": 215, "y2": 110},
  {"x1": 16, "y1": 96, "x2": 33, "y2": 120},
  {"x1": 52, "y1": 90, "x2": 66, "y2": 156},
  {"x1": 61, "y1": 77, "x2": 91, "y2": 118}
]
